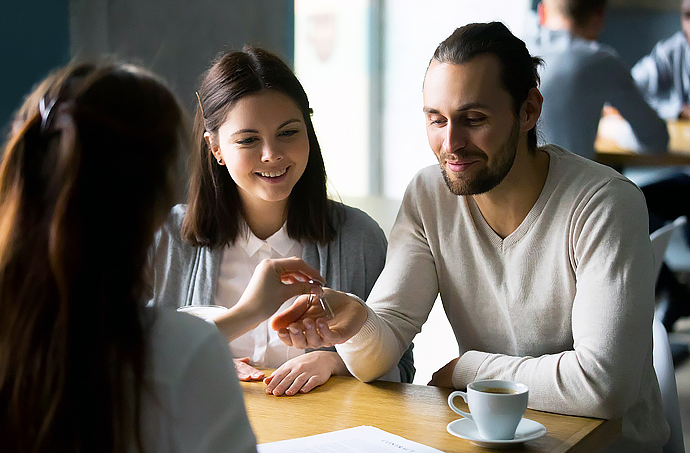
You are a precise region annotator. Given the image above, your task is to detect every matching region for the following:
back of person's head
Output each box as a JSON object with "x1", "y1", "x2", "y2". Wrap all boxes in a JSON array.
[
  {"x1": 0, "y1": 61, "x2": 185, "y2": 453},
  {"x1": 544, "y1": 0, "x2": 607, "y2": 28},
  {"x1": 431, "y1": 21, "x2": 543, "y2": 150},
  {"x1": 184, "y1": 46, "x2": 333, "y2": 248}
]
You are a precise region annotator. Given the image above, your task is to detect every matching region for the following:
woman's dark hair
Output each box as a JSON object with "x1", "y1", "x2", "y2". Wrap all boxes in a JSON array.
[
  {"x1": 183, "y1": 46, "x2": 335, "y2": 247},
  {"x1": 0, "y1": 61, "x2": 185, "y2": 453},
  {"x1": 432, "y1": 22, "x2": 543, "y2": 151}
]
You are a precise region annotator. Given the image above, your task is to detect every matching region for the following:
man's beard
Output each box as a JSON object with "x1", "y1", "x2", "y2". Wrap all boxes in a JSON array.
[{"x1": 440, "y1": 119, "x2": 520, "y2": 196}]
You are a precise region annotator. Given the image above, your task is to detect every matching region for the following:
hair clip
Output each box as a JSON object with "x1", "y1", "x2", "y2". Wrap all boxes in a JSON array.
[
  {"x1": 195, "y1": 91, "x2": 205, "y2": 118},
  {"x1": 39, "y1": 95, "x2": 57, "y2": 133}
]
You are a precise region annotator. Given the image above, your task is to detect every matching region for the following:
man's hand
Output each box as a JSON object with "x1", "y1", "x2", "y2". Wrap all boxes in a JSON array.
[
  {"x1": 270, "y1": 288, "x2": 368, "y2": 349},
  {"x1": 263, "y1": 351, "x2": 348, "y2": 396},
  {"x1": 428, "y1": 357, "x2": 460, "y2": 388},
  {"x1": 233, "y1": 357, "x2": 265, "y2": 381}
]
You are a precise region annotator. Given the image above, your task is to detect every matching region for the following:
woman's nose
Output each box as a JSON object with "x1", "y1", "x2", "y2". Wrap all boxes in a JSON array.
[{"x1": 261, "y1": 142, "x2": 284, "y2": 162}]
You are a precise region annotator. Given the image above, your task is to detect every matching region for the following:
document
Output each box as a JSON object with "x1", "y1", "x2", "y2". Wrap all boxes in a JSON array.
[{"x1": 257, "y1": 425, "x2": 443, "y2": 453}]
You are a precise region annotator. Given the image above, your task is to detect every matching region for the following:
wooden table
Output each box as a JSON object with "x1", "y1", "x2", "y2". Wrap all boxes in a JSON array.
[
  {"x1": 596, "y1": 120, "x2": 690, "y2": 167},
  {"x1": 241, "y1": 375, "x2": 622, "y2": 453}
]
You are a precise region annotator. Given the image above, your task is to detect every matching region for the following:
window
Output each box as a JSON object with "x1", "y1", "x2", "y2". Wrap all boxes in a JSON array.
[{"x1": 295, "y1": 0, "x2": 533, "y2": 200}]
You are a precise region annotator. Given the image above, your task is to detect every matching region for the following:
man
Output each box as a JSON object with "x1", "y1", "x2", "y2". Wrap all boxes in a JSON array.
[
  {"x1": 631, "y1": 0, "x2": 690, "y2": 331},
  {"x1": 534, "y1": 0, "x2": 690, "y2": 333},
  {"x1": 531, "y1": 0, "x2": 669, "y2": 160},
  {"x1": 274, "y1": 23, "x2": 668, "y2": 452},
  {"x1": 633, "y1": 0, "x2": 690, "y2": 120}
]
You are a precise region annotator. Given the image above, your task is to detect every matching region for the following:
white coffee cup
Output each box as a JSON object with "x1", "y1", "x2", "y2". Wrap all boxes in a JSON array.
[
  {"x1": 448, "y1": 379, "x2": 529, "y2": 440},
  {"x1": 177, "y1": 305, "x2": 228, "y2": 324}
]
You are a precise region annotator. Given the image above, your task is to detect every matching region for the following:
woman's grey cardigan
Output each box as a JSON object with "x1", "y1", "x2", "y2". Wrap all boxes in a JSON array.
[{"x1": 148, "y1": 203, "x2": 415, "y2": 383}]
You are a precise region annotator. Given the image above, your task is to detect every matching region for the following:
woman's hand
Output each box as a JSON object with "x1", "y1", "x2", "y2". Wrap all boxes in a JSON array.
[
  {"x1": 233, "y1": 357, "x2": 265, "y2": 381},
  {"x1": 263, "y1": 351, "x2": 348, "y2": 396},
  {"x1": 428, "y1": 357, "x2": 460, "y2": 388},
  {"x1": 270, "y1": 288, "x2": 368, "y2": 349},
  {"x1": 213, "y1": 257, "x2": 324, "y2": 341},
  {"x1": 238, "y1": 257, "x2": 325, "y2": 321}
]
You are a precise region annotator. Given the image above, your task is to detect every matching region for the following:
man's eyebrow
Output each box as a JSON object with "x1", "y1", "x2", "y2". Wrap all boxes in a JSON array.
[{"x1": 423, "y1": 103, "x2": 491, "y2": 114}]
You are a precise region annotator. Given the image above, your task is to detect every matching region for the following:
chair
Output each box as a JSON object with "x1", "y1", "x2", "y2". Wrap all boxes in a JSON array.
[
  {"x1": 651, "y1": 216, "x2": 688, "y2": 280},
  {"x1": 650, "y1": 216, "x2": 687, "y2": 453},
  {"x1": 653, "y1": 317, "x2": 685, "y2": 453}
]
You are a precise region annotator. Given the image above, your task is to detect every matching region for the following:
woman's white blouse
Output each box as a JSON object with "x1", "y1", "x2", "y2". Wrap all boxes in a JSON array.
[{"x1": 215, "y1": 223, "x2": 304, "y2": 367}]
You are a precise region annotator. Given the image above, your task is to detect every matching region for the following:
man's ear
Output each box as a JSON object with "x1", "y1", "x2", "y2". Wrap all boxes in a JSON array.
[
  {"x1": 520, "y1": 87, "x2": 543, "y2": 133},
  {"x1": 204, "y1": 131, "x2": 223, "y2": 162}
]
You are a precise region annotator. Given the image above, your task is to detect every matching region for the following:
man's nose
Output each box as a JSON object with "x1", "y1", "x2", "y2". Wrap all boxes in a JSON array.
[{"x1": 443, "y1": 122, "x2": 467, "y2": 153}]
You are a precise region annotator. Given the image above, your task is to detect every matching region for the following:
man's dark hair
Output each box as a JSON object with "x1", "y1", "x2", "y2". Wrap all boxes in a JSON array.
[
  {"x1": 432, "y1": 22, "x2": 543, "y2": 151},
  {"x1": 551, "y1": 0, "x2": 607, "y2": 29}
]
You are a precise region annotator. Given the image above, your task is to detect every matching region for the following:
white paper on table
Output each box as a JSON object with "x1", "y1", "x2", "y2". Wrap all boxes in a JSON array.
[{"x1": 256, "y1": 425, "x2": 443, "y2": 453}]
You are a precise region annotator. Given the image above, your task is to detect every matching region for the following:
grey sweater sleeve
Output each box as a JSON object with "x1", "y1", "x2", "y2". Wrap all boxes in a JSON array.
[{"x1": 148, "y1": 204, "x2": 218, "y2": 308}]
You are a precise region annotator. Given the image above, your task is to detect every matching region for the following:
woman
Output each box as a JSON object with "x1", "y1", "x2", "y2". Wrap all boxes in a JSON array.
[
  {"x1": 150, "y1": 47, "x2": 414, "y2": 395},
  {"x1": 0, "y1": 61, "x2": 323, "y2": 453}
]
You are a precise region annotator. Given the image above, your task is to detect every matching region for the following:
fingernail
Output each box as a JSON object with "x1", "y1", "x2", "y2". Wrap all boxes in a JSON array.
[
  {"x1": 289, "y1": 326, "x2": 300, "y2": 335},
  {"x1": 304, "y1": 322, "x2": 313, "y2": 330}
]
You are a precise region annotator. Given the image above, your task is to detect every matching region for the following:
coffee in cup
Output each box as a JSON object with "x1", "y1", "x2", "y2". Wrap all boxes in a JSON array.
[{"x1": 448, "y1": 379, "x2": 528, "y2": 440}]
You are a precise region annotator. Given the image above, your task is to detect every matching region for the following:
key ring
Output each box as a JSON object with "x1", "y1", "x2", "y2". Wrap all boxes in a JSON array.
[{"x1": 308, "y1": 280, "x2": 335, "y2": 319}]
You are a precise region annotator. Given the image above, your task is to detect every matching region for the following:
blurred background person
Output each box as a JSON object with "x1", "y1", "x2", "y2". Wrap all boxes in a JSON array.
[
  {"x1": 531, "y1": 0, "x2": 669, "y2": 159},
  {"x1": 633, "y1": 0, "x2": 690, "y2": 121},
  {"x1": 531, "y1": 0, "x2": 690, "y2": 334},
  {"x1": 632, "y1": 0, "x2": 690, "y2": 332}
]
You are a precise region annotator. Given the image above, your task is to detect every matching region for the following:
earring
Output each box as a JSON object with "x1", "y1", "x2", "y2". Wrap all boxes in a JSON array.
[{"x1": 217, "y1": 157, "x2": 225, "y2": 165}]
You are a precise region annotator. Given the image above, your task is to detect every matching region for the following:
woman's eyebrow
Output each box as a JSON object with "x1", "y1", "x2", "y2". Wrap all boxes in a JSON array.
[
  {"x1": 278, "y1": 118, "x2": 302, "y2": 128},
  {"x1": 232, "y1": 118, "x2": 302, "y2": 136}
]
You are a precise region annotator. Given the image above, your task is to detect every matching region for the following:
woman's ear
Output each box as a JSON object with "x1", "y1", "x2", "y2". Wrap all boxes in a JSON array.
[
  {"x1": 520, "y1": 87, "x2": 543, "y2": 133},
  {"x1": 204, "y1": 132, "x2": 225, "y2": 165}
]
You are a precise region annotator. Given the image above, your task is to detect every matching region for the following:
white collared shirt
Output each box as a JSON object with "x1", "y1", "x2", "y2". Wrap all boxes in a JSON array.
[{"x1": 216, "y1": 223, "x2": 304, "y2": 367}]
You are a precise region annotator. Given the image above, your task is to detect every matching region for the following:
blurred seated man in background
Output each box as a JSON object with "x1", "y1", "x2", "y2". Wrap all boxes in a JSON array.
[
  {"x1": 633, "y1": 0, "x2": 690, "y2": 120},
  {"x1": 632, "y1": 0, "x2": 690, "y2": 331},
  {"x1": 532, "y1": 0, "x2": 690, "y2": 332},
  {"x1": 531, "y1": 0, "x2": 668, "y2": 159}
]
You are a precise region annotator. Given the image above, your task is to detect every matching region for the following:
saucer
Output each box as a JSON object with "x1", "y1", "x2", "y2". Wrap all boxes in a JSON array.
[{"x1": 446, "y1": 417, "x2": 547, "y2": 448}]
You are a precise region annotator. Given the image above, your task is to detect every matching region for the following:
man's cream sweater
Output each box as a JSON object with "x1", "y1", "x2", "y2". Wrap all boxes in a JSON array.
[{"x1": 336, "y1": 146, "x2": 668, "y2": 452}]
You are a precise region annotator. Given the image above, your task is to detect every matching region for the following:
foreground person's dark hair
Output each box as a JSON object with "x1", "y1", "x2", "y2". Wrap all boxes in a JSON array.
[{"x1": 0, "y1": 61, "x2": 185, "y2": 453}]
